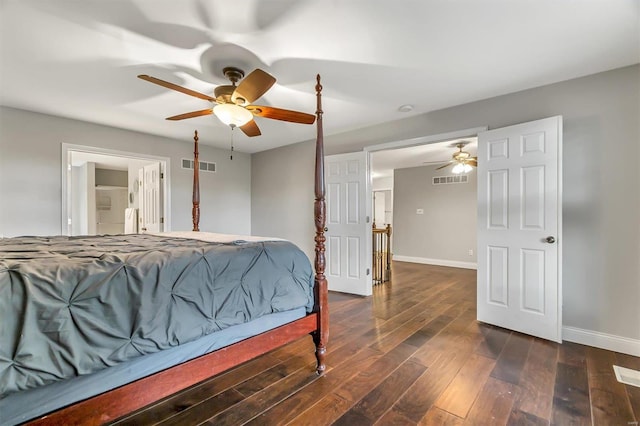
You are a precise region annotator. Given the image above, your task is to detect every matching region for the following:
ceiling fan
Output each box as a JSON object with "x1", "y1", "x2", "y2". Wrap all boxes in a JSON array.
[
  {"x1": 138, "y1": 67, "x2": 315, "y2": 137},
  {"x1": 424, "y1": 142, "x2": 478, "y2": 174}
]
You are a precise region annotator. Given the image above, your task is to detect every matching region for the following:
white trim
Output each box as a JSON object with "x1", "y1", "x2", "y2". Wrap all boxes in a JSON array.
[
  {"x1": 393, "y1": 255, "x2": 477, "y2": 270},
  {"x1": 61, "y1": 143, "x2": 171, "y2": 235},
  {"x1": 364, "y1": 126, "x2": 488, "y2": 153},
  {"x1": 563, "y1": 326, "x2": 640, "y2": 357}
]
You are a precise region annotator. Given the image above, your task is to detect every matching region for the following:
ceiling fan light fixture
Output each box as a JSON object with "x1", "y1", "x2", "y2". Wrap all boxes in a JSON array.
[
  {"x1": 452, "y1": 162, "x2": 473, "y2": 174},
  {"x1": 213, "y1": 103, "x2": 253, "y2": 126},
  {"x1": 451, "y1": 163, "x2": 465, "y2": 174}
]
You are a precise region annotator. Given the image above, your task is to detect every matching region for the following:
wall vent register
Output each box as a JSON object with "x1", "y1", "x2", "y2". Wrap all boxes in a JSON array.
[
  {"x1": 182, "y1": 159, "x2": 216, "y2": 173},
  {"x1": 432, "y1": 175, "x2": 468, "y2": 185}
]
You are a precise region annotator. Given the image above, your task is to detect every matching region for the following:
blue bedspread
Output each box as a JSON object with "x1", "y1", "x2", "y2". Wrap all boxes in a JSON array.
[{"x1": 0, "y1": 234, "x2": 314, "y2": 396}]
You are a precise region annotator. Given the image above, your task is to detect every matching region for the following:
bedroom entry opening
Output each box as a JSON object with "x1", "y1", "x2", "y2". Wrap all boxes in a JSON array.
[
  {"x1": 362, "y1": 117, "x2": 563, "y2": 343},
  {"x1": 61, "y1": 144, "x2": 171, "y2": 236}
]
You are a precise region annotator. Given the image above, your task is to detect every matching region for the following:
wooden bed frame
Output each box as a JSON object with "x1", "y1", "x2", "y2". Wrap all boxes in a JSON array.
[{"x1": 29, "y1": 76, "x2": 328, "y2": 425}]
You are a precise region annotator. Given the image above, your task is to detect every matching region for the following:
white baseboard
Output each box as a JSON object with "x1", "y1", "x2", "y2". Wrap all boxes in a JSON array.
[
  {"x1": 392, "y1": 255, "x2": 477, "y2": 270},
  {"x1": 562, "y1": 326, "x2": 640, "y2": 357}
]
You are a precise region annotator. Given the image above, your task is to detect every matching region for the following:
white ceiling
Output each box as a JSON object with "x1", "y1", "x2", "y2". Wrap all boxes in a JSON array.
[{"x1": 1, "y1": 0, "x2": 638, "y2": 153}]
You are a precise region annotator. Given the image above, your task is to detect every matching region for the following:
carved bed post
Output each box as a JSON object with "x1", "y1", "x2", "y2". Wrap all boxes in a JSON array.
[
  {"x1": 313, "y1": 75, "x2": 329, "y2": 375},
  {"x1": 192, "y1": 130, "x2": 200, "y2": 232}
]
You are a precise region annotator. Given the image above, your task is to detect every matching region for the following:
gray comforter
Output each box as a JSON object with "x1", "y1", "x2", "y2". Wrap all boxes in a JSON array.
[{"x1": 0, "y1": 234, "x2": 314, "y2": 396}]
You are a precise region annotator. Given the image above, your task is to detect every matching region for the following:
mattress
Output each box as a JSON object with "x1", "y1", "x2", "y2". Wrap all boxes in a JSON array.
[{"x1": 0, "y1": 233, "x2": 314, "y2": 397}]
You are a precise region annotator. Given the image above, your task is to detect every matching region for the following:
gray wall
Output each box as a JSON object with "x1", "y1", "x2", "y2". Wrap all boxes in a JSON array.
[
  {"x1": 393, "y1": 166, "x2": 477, "y2": 264},
  {"x1": 251, "y1": 64, "x2": 640, "y2": 341},
  {"x1": 0, "y1": 107, "x2": 251, "y2": 237},
  {"x1": 251, "y1": 139, "x2": 316, "y2": 257}
]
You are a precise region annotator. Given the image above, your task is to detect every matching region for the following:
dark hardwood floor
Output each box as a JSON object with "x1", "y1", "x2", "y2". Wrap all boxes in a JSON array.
[{"x1": 113, "y1": 262, "x2": 640, "y2": 425}]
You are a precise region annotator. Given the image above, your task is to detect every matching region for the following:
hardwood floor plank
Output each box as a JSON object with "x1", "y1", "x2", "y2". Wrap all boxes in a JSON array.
[
  {"x1": 333, "y1": 343, "x2": 417, "y2": 404},
  {"x1": 474, "y1": 323, "x2": 511, "y2": 359},
  {"x1": 463, "y1": 376, "x2": 516, "y2": 425},
  {"x1": 375, "y1": 408, "x2": 419, "y2": 425},
  {"x1": 417, "y1": 407, "x2": 465, "y2": 426},
  {"x1": 403, "y1": 313, "x2": 456, "y2": 349},
  {"x1": 334, "y1": 360, "x2": 426, "y2": 424},
  {"x1": 512, "y1": 338, "x2": 558, "y2": 422},
  {"x1": 391, "y1": 350, "x2": 470, "y2": 423},
  {"x1": 490, "y1": 332, "x2": 533, "y2": 385},
  {"x1": 551, "y1": 362, "x2": 591, "y2": 425},
  {"x1": 203, "y1": 364, "x2": 318, "y2": 425},
  {"x1": 411, "y1": 308, "x2": 480, "y2": 368},
  {"x1": 291, "y1": 343, "x2": 418, "y2": 424},
  {"x1": 558, "y1": 341, "x2": 587, "y2": 367},
  {"x1": 434, "y1": 353, "x2": 496, "y2": 418},
  {"x1": 587, "y1": 346, "x2": 636, "y2": 425},
  {"x1": 246, "y1": 346, "x2": 382, "y2": 426},
  {"x1": 507, "y1": 408, "x2": 549, "y2": 425}
]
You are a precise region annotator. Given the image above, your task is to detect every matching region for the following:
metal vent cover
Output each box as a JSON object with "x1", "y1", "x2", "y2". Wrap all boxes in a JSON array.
[
  {"x1": 182, "y1": 159, "x2": 216, "y2": 173},
  {"x1": 613, "y1": 365, "x2": 640, "y2": 388},
  {"x1": 432, "y1": 175, "x2": 468, "y2": 185}
]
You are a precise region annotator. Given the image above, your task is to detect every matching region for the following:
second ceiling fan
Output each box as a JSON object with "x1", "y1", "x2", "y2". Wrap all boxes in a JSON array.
[
  {"x1": 138, "y1": 67, "x2": 315, "y2": 137},
  {"x1": 424, "y1": 142, "x2": 478, "y2": 174}
]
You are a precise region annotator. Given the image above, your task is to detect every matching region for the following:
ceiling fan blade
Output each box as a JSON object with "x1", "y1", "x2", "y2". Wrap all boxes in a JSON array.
[
  {"x1": 239, "y1": 119, "x2": 261, "y2": 137},
  {"x1": 138, "y1": 75, "x2": 215, "y2": 102},
  {"x1": 232, "y1": 69, "x2": 276, "y2": 105},
  {"x1": 247, "y1": 105, "x2": 315, "y2": 124},
  {"x1": 423, "y1": 160, "x2": 449, "y2": 165},
  {"x1": 166, "y1": 109, "x2": 213, "y2": 121},
  {"x1": 467, "y1": 159, "x2": 478, "y2": 167},
  {"x1": 436, "y1": 162, "x2": 454, "y2": 170}
]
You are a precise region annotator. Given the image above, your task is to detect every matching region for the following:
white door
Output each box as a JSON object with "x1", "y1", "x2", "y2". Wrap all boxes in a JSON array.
[
  {"x1": 325, "y1": 152, "x2": 372, "y2": 296},
  {"x1": 140, "y1": 163, "x2": 163, "y2": 233},
  {"x1": 477, "y1": 116, "x2": 562, "y2": 342}
]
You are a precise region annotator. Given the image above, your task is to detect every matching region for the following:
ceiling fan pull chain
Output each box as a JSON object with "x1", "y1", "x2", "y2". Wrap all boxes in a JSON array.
[{"x1": 229, "y1": 125, "x2": 235, "y2": 160}]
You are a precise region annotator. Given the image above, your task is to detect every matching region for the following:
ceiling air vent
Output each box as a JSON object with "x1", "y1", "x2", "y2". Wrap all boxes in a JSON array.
[
  {"x1": 432, "y1": 175, "x2": 468, "y2": 185},
  {"x1": 182, "y1": 159, "x2": 216, "y2": 173}
]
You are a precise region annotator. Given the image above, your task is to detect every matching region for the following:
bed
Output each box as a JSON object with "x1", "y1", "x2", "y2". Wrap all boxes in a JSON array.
[{"x1": 0, "y1": 76, "x2": 328, "y2": 425}]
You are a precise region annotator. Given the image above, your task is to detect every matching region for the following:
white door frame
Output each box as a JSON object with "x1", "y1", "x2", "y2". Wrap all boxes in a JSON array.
[
  {"x1": 61, "y1": 143, "x2": 171, "y2": 235},
  {"x1": 364, "y1": 127, "x2": 489, "y2": 154}
]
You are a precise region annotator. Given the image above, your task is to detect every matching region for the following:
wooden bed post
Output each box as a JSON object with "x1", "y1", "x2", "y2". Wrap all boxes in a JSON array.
[
  {"x1": 313, "y1": 74, "x2": 329, "y2": 375},
  {"x1": 192, "y1": 130, "x2": 200, "y2": 232}
]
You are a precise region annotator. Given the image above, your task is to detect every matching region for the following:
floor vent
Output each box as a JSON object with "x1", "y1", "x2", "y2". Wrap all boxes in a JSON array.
[{"x1": 613, "y1": 365, "x2": 640, "y2": 388}]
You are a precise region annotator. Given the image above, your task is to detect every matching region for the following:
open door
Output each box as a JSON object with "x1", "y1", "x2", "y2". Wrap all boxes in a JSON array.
[
  {"x1": 477, "y1": 116, "x2": 562, "y2": 342},
  {"x1": 325, "y1": 152, "x2": 372, "y2": 296},
  {"x1": 139, "y1": 162, "x2": 163, "y2": 233}
]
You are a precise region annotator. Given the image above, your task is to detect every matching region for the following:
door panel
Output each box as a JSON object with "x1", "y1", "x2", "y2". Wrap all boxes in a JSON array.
[
  {"x1": 325, "y1": 152, "x2": 372, "y2": 296},
  {"x1": 139, "y1": 163, "x2": 162, "y2": 233},
  {"x1": 478, "y1": 116, "x2": 562, "y2": 342}
]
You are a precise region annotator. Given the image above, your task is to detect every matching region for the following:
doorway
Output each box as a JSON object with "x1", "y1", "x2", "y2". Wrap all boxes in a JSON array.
[
  {"x1": 363, "y1": 119, "x2": 563, "y2": 343},
  {"x1": 61, "y1": 144, "x2": 171, "y2": 236}
]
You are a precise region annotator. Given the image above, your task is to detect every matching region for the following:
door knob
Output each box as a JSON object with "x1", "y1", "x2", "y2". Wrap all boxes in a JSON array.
[
  {"x1": 545, "y1": 236, "x2": 555, "y2": 244},
  {"x1": 324, "y1": 227, "x2": 328, "y2": 232}
]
